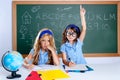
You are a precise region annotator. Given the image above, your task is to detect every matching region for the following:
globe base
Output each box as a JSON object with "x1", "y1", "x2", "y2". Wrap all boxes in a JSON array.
[{"x1": 7, "y1": 71, "x2": 21, "y2": 79}]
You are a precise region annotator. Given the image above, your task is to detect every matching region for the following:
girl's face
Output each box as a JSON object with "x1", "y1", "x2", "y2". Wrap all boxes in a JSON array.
[
  {"x1": 40, "y1": 35, "x2": 50, "y2": 50},
  {"x1": 66, "y1": 29, "x2": 77, "y2": 42}
]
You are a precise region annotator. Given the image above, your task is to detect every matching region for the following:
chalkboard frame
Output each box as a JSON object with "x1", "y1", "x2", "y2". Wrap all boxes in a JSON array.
[{"x1": 12, "y1": 1, "x2": 120, "y2": 57}]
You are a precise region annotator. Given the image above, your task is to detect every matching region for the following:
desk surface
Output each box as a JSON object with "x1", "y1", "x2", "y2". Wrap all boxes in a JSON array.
[{"x1": 0, "y1": 63, "x2": 120, "y2": 80}]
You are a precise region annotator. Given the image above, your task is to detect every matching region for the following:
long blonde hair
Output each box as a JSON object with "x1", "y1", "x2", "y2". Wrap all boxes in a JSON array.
[{"x1": 32, "y1": 28, "x2": 56, "y2": 65}]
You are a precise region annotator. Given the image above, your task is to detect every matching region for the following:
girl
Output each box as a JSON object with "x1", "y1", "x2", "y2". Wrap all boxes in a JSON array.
[
  {"x1": 23, "y1": 28, "x2": 60, "y2": 69},
  {"x1": 60, "y1": 5, "x2": 87, "y2": 67}
]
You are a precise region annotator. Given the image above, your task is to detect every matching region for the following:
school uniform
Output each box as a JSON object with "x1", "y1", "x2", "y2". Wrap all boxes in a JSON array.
[
  {"x1": 60, "y1": 39, "x2": 87, "y2": 64},
  {"x1": 30, "y1": 49, "x2": 49, "y2": 65}
]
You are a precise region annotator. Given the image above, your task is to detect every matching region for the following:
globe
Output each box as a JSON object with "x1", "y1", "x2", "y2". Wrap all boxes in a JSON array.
[{"x1": 1, "y1": 51, "x2": 23, "y2": 79}]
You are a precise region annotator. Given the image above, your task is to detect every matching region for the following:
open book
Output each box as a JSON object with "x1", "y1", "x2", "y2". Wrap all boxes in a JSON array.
[{"x1": 65, "y1": 64, "x2": 88, "y2": 72}]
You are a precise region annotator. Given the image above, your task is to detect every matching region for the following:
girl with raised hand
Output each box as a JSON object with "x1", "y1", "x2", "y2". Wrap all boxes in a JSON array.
[{"x1": 60, "y1": 5, "x2": 87, "y2": 67}]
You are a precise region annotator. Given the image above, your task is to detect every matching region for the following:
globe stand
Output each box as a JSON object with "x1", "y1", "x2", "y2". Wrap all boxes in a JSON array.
[{"x1": 7, "y1": 70, "x2": 21, "y2": 79}]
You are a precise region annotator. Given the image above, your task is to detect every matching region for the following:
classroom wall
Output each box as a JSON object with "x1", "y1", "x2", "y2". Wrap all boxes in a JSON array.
[{"x1": 0, "y1": 0, "x2": 12, "y2": 66}]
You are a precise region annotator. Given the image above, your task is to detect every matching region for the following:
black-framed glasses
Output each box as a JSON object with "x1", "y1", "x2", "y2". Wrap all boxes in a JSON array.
[{"x1": 66, "y1": 32, "x2": 77, "y2": 37}]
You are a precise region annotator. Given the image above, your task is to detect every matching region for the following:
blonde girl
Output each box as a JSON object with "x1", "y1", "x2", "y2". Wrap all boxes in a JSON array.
[{"x1": 23, "y1": 28, "x2": 59, "y2": 69}]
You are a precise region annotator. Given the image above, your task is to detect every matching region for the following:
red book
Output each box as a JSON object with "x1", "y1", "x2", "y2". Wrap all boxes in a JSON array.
[{"x1": 25, "y1": 71, "x2": 42, "y2": 80}]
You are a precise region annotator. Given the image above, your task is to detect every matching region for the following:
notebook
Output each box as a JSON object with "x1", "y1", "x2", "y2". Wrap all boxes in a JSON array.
[
  {"x1": 37, "y1": 69, "x2": 70, "y2": 80},
  {"x1": 25, "y1": 71, "x2": 42, "y2": 80},
  {"x1": 65, "y1": 64, "x2": 88, "y2": 71}
]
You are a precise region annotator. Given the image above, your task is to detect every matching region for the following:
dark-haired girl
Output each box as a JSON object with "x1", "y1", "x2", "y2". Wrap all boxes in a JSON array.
[{"x1": 60, "y1": 5, "x2": 87, "y2": 67}]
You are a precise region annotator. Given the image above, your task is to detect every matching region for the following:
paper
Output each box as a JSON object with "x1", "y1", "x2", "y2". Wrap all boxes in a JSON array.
[
  {"x1": 33, "y1": 64, "x2": 61, "y2": 70},
  {"x1": 38, "y1": 65, "x2": 61, "y2": 70},
  {"x1": 65, "y1": 64, "x2": 88, "y2": 71},
  {"x1": 37, "y1": 69, "x2": 70, "y2": 80},
  {"x1": 32, "y1": 66, "x2": 42, "y2": 70}
]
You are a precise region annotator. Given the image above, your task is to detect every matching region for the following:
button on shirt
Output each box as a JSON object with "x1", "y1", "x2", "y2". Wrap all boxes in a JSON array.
[
  {"x1": 60, "y1": 39, "x2": 87, "y2": 64},
  {"x1": 29, "y1": 49, "x2": 49, "y2": 65}
]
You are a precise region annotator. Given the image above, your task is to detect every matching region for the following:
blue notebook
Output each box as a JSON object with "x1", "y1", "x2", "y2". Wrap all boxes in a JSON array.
[{"x1": 64, "y1": 65, "x2": 93, "y2": 73}]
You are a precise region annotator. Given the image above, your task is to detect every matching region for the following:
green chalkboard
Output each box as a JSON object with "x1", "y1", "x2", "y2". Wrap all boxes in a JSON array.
[{"x1": 16, "y1": 4, "x2": 117, "y2": 54}]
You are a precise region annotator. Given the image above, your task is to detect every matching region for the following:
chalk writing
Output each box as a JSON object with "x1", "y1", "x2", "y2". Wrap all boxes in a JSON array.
[
  {"x1": 17, "y1": 4, "x2": 117, "y2": 54},
  {"x1": 22, "y1": 11, "x2": 32, "y2": 24},
  {"x1": 31, "y1": 6, "x2": 40, "y2": 13}
]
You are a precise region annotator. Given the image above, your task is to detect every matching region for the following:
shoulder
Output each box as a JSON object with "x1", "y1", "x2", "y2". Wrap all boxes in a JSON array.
[
  {"x1": 61, "y1": 43, "x2": 67, "y2": 49},
  {"x1": 77, "y1": 39, "x2": 83, "y2": 46},
  {"x1": 29, "y1": 48, "x2": 35, "y2": 54},
  {"x1": 60, "y1": 43, "x2": 67, "y2": 52},
  {"x1": 61, "y1": 43, "x2": 66, "y2": 47}
]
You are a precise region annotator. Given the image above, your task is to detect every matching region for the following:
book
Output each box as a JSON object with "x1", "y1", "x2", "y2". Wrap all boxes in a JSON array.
[
  {"x1": 37, "y1": 69, "x2": 70, "y2": 80},
  {"x1": 65, "y1": 64, "x2": 88, "y2": 72},
  {"x1": 25, "y1": 71, "x2": 42, "y2": 80}
]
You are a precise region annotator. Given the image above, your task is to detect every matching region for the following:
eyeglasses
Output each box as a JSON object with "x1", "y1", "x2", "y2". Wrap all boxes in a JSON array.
[{"x1": 66, "y1": 32, "x2": 77, "y2": 37}]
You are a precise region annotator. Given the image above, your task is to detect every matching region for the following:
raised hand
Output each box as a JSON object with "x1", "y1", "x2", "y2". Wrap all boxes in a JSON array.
[{"x1": 80, "y1": 5, "x2": 86, "y2": 16}]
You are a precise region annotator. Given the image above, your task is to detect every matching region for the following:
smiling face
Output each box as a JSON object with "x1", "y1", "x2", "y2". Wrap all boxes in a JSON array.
[{"x1": 66, "y1": 29, "x2": 77, "y2": 43}]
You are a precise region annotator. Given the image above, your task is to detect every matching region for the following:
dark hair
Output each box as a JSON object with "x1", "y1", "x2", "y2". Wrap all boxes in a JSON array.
[
  {"x1": 62, "y1": 24, "x2": 81, "y2": 43},
  {"x1": 66, "y1": 24, "x2": 81, "y2": 36}
]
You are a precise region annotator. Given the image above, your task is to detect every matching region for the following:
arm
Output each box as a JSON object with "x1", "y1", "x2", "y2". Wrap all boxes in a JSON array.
[
  {"x1": 23, "y1": 54, "x2": 35, "y2": 69},
  {"x1": 47, "y1": 46, "x2": 60, "y2": 66},
  {"x1": 62, "y1": 52, "x2": 75, "y2": 67},
  {"x1": 79, "y1": 5, "x2": 87, "y2": 42},
  {"x1": 51, "y1": 50, "x2": 60, "y2": 66}
]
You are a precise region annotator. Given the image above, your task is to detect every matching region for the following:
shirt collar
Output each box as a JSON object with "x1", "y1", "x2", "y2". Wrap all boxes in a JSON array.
[
  {"x1": 39, "y1": 49, "x2": 48, "y2": 55},
  {"x1": 65, "y1": 41, "x2": 76, "y2": 48}
]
